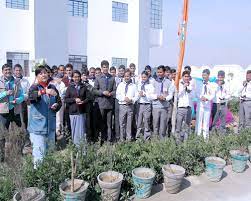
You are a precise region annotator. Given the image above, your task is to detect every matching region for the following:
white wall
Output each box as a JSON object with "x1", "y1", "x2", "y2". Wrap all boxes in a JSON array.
[
  {"x1": 149, "y1": 0, "x2": 170, "y2": 68},
  {"x1": 0, "y1": 0, "x2": 35, "y2": 66},
  {"x1": 137, "y1": 0, "x2": 150, "y2": 73},
  {"x1": 87, "y1": 0, "x2": 140, "y2": 69},
  {"x1": 68, "y1": 16, "x2": 88, "y2": 57},
  {"x1": 34, "y1": 0, "x2": 68, "y2": 66}
]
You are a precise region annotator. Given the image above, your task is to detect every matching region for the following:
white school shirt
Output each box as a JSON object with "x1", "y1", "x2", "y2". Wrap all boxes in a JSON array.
[
  {"x1": 115, "y1": 76, "x2": 124, "y2": 87},
  {"x1": 116, "y1": 81, "x2": 139, "y2": 105},
  {"x1": 195, "y1": 80, "x2": 215, "y2": 109},
  {"x1": 131, "y1": 75, "x2": 139, "y2": 85},
  {"x1": 240, "y1": 81, "x2": 251, "y2": 100},
  {"x1": 50, "y1": 80, "x2": 67, "y2": 99},
  {"x1": 138, "y1": 76, "x2": 155, "y2": 85},
  {"x1": 178, "y1": 81, "x2": 194, "y2": 108},
  {"x1": 213, "y1": 82, "x2": 231, "y2": 103},
  {"x1": 88, "y1": 78, "x2": 96, "y2": 87},
  {"x1": 137, "y1": 82, "x2": 155, "y2": 104}
]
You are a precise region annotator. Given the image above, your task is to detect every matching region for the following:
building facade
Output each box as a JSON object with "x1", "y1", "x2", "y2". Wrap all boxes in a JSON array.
[{"x1": 0, "y1": 0, "x2": 167, "y2": 76}]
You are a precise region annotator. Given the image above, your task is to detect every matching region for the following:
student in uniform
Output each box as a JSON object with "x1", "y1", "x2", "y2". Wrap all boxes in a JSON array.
[
  {"x1": 152, "y1": 65, "x2": 174, "y2": 139},
  {"x1": 129, "y1": 63, "x2": 138, "y2": 138},
  {"x1": 115, "y1": 65, "x2": 125, "y2": 86},
  {"x1": 165, "y1": 66, "x2": 172, "y2": 80},
  {"x1": 211, "y1": 70, "x2": 231, "y2": 133},
  {"x1": 239, "y1": 70, "x2": 251, "y2": 131},
  {"x1": 144, "y1": 65, "x2": 155, "y2": 84},
  {"x1": 50, "y1": 73, "x2": 67, "y2": 139},
  {"x1": 136, "y1": 71, "x2": 154, "y2": 140},
  {"x1": 88, "y1": 67, "x2": 96, "y2": 87},
  {"x1": 129, "y1": 63, "x2": 138, "y2": 85},
  {"x1": 116, "y1": 69, "x2": 138, "y2": 141},
  {"x1": 195, "y1": 69, "x2": 215, "y2": 139},
  {"x1": 89, "y1": 67, "x2": 102, "y2": 140},
  {"x1": 175, "y1": 71, "x2": 194, "y2": 143},
  {"x1": 170, "y1": 69, "x2": 177, "y2": 83},
  {"x1": 94, "y1": 60, "x2": 116, "y2": 143},
  {"x1": 114, "y1": 65, "x2": 125, "y2": 141},
  {"x1": 95, "y1": 67, "x2": 102, "y2": 77},
  {"x1": 65, "y1": 70, "x2": 88, "y2": 146},
  {"x1": 110, "y1": 66, "x2": 117, "y2": 77}
]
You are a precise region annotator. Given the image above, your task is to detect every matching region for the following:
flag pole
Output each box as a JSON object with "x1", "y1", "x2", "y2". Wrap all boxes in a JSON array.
[{"x1": 171, "y1": 0, "x2": 190, "y2": 134}]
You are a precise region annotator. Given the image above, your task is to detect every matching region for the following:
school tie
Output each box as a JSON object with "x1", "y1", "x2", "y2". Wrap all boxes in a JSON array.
[
  {"x1": 75, "y1": 85, "x2": 80, "y2": 96},
  {"x1": 125, "y1": 79, "x2": 132, "y2": 95},
  {"x1": 220, "y1": 85, "x2": 223, "y2": 96},
  {"x1": 203, "y1": 81, "x2": 208, "y2": 95},
  {"x1": 132, "y1": 77, "x2": 135, "y2": 84},
  {"x1": 105, "y1": 75, "x2": 109, "y2": 90},
  {"x1": 156, "y1": 77, "x2": 164, "y2": 93},
  {"x1": 244, "y1": 81, "x2": 248, "y2": 92},
  {"x1": 141, "y1": 80, "x2": 149, "y2": 91}
]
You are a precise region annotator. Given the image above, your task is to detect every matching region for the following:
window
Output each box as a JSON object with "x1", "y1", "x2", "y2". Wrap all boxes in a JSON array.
[
  {"x1": 6, "y1": 52, "x2": 30, "y2": 76},
  {"x1": 150, "y1": 0, "x2": 162, "y2": 29},
  {"x1": 6, "y1": 0, "x2": 29, "y2": 10},
  {"x1": 112, "y1": 57, "x2": 127, "y2": 68},
  {"x1": 112, "y1": 1, "x2": 128, "y2": 23},
  {"x1": 69, "y1": 55, "x2": 87, "y2": 71},
  {"x1": 68, "y1": 0, "x2": 88, "y2": 17}
]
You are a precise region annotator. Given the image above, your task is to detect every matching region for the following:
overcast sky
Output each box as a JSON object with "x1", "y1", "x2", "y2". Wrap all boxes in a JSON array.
[{"x1": 162, "y1": 0, "x2": 251, "y2": 67}]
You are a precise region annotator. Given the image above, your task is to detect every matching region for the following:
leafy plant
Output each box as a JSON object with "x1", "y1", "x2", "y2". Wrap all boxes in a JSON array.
[{"x1": 1, "y1": 130, "x2": 251, "y2": 200}]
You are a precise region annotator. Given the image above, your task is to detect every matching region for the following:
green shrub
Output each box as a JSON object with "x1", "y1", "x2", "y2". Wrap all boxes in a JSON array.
[
  {"x1": 1, "y1": 130, "x2": 251, "y2": 201},
  {"x1": 0, "y1": 166, "x2": 15, "y2": 201},
  {"x1": 228, "y1": 98, "x2": 239, "y2": 116}
]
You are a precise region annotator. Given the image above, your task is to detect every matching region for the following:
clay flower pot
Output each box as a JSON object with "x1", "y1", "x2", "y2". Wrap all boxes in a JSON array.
[
  {"x1": 162, "y1": 164, "x2": 185, "y2": 194},
  {"x1": 59, "y1": 179, "x2": 89, "y2": 201},
  {"x1": 97, "y1": 171, "x2": 123, "y2": 201},
  {"x1": 205, "y1": 157, "x2": 226, "y2": 182},
  {"x1": 132, "y1": 167, "x2": 156, "y2": 199}
]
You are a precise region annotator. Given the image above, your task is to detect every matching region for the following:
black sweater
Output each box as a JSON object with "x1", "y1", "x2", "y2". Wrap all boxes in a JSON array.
[{"x1": 64, "y1": 83, "x2": 88, "y2": 115}]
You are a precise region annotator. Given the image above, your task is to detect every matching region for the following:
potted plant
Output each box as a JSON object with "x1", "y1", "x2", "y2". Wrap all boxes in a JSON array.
[
  {"x1": 205, "y1": 157, "x2": 226, "y2": 182},
  {"x1": 13, "y1": 187, "x2": 46, "y2": 201},
  {"x1": 59, "y1": 152, "x2": 89, "y2": 200},
  {"x1": 230, "y1": 149, "x2": 249, "y2": 173},
  {"x1": 97, "y1": 171, "x2": 123, "y2": 201},
  {"x1": 162, "y1": 164, "x2": 185, "y2": 194},
  {"x1": 97, "y1": 143, "x2": 123, "y2": 201},
  {"x1": 132, "y1": 167, "x2": 156, "y2": 199}
]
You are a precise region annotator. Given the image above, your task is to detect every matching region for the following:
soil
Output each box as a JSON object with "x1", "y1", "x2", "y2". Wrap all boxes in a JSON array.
[
  {"x1": 164, "y1": 167, "x2": 183, "y2": 175},
  {"x1": 136, "y1": 172, "x2": 153, "y2": 178},
  {"x1": 18, "y1": 189, "x2": 41, "y2": 201},
  {"x1": 101, "y1": 175, "x2": 119, "y2": 183},
  {"x1": 207, "y1": 159, "x2": 225, "y2": 166},
  {"x1": 63, "y1": 180, "x2": 84, "y2": 193}
]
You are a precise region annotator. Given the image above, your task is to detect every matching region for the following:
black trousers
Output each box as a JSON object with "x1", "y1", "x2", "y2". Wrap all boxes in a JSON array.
[
  {"x1": 100, "y1": 108, "x2": 113, "y2": 142},
  {"x1": 0, "y1": 109, "x2": 21, "y2": 161}
]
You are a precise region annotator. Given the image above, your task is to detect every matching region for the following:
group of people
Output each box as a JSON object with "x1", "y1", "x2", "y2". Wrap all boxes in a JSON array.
[{"x1": 0, "y1": 60, "x2": 250, "y2": 166}]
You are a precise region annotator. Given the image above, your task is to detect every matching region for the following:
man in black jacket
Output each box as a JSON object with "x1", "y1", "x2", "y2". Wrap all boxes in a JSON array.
[{"x1": 94, "y1": 60, "x2": 116, "y2": 143}]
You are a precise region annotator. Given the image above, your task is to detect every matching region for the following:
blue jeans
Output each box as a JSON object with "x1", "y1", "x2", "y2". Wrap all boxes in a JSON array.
[{"x1": 30, "y1": 131, "x2": 55, "y2": 168}]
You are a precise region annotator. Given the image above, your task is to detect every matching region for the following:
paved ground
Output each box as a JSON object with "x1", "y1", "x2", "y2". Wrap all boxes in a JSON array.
[{"x1": 133, "y1": 161, "x2": 251, "y2": 201}]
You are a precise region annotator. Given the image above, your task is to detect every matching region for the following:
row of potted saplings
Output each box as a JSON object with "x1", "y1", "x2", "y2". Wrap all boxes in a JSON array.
[{"x1": 13, "y1": 148, "x2": 251, "y2": 201}]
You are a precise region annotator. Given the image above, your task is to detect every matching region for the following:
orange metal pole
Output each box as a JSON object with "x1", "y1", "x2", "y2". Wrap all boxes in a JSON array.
[
  {"x1": 171, "y1": 0, "x2": 189, "y2": 134},
  {"x1": 175, "y1": 0, "x2": 189, "y2": 89}
]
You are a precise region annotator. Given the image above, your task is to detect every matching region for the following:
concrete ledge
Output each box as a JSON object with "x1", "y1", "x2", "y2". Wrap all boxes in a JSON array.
[{"x1": 133, "y1": 162, "x2": 251, "y2": 201}]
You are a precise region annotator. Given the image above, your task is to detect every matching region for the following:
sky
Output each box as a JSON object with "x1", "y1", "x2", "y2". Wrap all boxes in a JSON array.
[{"x1": 161, "y1": 0, "x2": 251, "y2": 67}]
